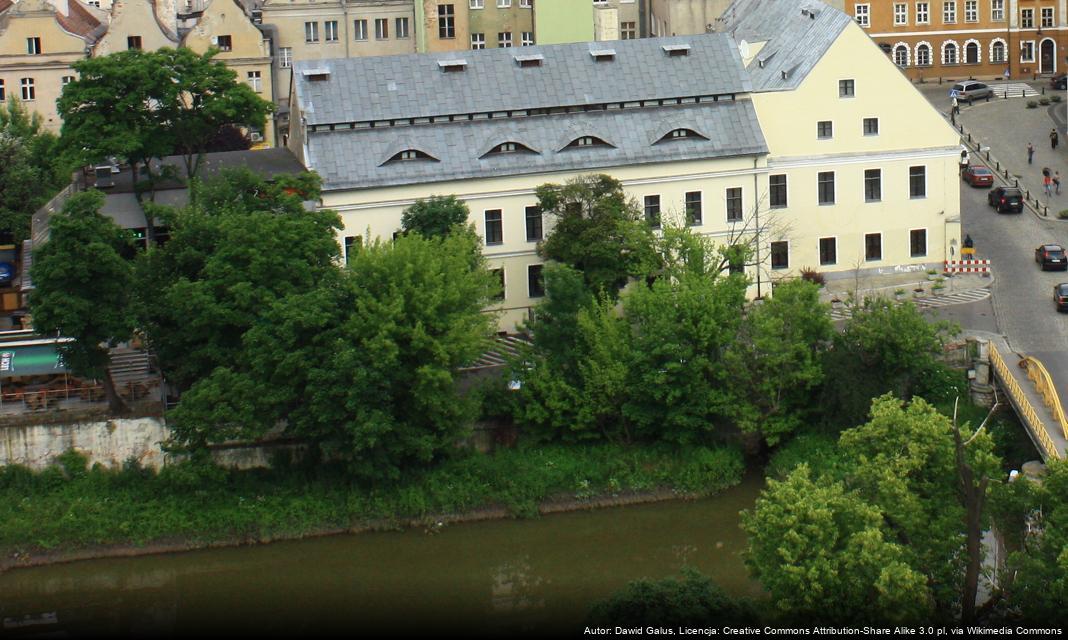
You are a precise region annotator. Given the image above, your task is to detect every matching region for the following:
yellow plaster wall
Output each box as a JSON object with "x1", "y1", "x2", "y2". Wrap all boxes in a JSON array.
[{"x1": 93, "y1": 0, "x2": 178, "y2": 55}]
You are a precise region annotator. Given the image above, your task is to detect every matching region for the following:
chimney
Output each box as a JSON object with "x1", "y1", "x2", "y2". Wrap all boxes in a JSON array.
[{"x1": 154, "y1": 0, "x2": 178, "y2": 37}]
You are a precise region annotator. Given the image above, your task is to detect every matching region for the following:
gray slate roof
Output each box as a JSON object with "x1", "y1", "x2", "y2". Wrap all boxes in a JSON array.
[
  {"x1": 293, "y1": 33, "x2": 753, "y2": 126},
  {"x1": 307, "y1": 101, "x2": 768, "y2": 191},
  {"x1": 719, "y1": 0, "x2": 852, "y2": 92}
]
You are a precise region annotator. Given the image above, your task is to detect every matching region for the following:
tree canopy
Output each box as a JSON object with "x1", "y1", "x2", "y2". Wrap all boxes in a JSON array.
[
  {"x1": 588, "y1": 569, "x2": 759, "y2": 627},
  {"x1": 401, "y1": 195, "x2": 471, "y2": 238},
  {"x1": 0, "y1": 100, "x2": 67, "y2": 242}
]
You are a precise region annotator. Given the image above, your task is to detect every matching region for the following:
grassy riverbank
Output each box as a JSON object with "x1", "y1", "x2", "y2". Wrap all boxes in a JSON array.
[{"x1": 0, "y1": 443, "x2": 744, "y2": 561}]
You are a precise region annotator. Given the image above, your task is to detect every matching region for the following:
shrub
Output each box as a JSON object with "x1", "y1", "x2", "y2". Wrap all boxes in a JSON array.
[
  {"x1": 766, "y1": 433, "x2": 847, "y2": 481},
  {"x1": 1058, "y1": 209, "x2": 1068, "y2": 219},
  {"x1": 1052, "y1": 95, "x2": 1063, "y2": 103},
  {"x1": 1027, "y1": 100, "x2": 1039, "y2": 108},
  {"x1": 1039, "y1": 97, "x2": 1051, "y2": 106},
  {"x1": 799, "y1": 267, "x2": 826, "y2": 287}
]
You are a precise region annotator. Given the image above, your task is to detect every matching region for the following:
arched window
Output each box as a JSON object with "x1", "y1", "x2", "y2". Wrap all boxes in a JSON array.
[
  {"x1": 990, "y1": 39, "x2": 1006, "y2": 64},
  {"x1": 657, "y1": 128, "x2": 707, "y2": 143},
  {"x1": 385, "y1": 149, "x2": 437, "y2": 164},
  {"x1": 564, "y1": 135, "x2": 611, "y2": 149},
  {"x1": 942, "y1": 41, "x2": 958, "y2": 65},
  {"x1": 894, "y1": 44, "x2": 909, "y2": 67},
  {"x1": 916, "y1": 43, "x2": 931, "y2": 66},
  {"x1": 965, "y1": 41, "x2": 980, "y2": 64},
  {"x1": 484, "y1": 141, "x2": 536, "y2": 156}
]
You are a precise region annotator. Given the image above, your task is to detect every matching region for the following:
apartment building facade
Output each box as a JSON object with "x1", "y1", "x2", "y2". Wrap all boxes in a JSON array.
[
  {"x1": 847, "y1": 0, "x2": 1067, "y2": 79},
  {"x1": 287, "y1": 0, "x2": 962, "y2": 332},
  {"x1": 92, "y1": 0, "x2": 179, "y2": 55}
]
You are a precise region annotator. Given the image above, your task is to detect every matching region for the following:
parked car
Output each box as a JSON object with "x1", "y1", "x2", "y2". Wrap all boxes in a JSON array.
[
  {"x1": 988, "y1": 186, "x2": 1024, "y2": 213},
  {"x1": 1052, "y1": 74, "x2": 1068, "y2": 90},
  {"x1": 1035, "y1": 244, "x2": 1068, "y2": 271},
  {"x1": 1055, "y1": 283, "x2": 1068, "y2": 312},
  {"x1": 951, "y1": 80, "x2": 993, "y2": 103},
  {"x1": 962, "y1": 166, "x2": 993, "y2": 187}
]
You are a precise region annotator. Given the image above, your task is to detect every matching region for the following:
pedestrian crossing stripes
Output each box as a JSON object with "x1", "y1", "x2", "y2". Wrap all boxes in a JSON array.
[
  {"x1": 989, "y1": 83, "x2": 1041, "y2": 99},
  {"x1": 829, "y1": 288, "x2": 991, "y2": 321}
]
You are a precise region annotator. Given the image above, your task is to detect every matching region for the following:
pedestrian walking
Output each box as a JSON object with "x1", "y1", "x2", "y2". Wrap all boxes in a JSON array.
[
  {"x1": 1052, "y1": 128, "x2": 1060, "y2": 150},
  {"x1": 1028, "y1": 142, "x2": 1035, "y2": 164},
  {"x1": 959, "y1": 149, "x2": 969, "y2": 175},
  {"x1": 1044, "y1": 172, "x2": 1053, "y2": 197},
  {"x1": 952, "y1": 96, "x2": 960, "y2": 116},
  {"x1": 1056, "y1": 171, "x2": 1062, "y2": 195}
]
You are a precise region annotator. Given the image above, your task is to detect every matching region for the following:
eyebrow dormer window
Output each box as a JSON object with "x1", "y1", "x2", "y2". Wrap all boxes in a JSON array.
[
  {"x1": 485, "y1": 141, "x2": 536, "y2": 156},
  {"x1": 386, "y1": 149, "x2": 438, "y2": 163},
  {"x1": 659, "y1": 128, "x2": 706, "y2": 142},
  {"x1": 565, "y1": 136, "x2": 610, "y2": 149}
]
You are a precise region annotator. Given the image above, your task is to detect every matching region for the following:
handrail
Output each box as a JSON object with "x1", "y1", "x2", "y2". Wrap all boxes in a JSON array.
[
  {"x1": 989, "y1": 343, "x2": 1062, "y2": 460},
  {"x1": 1022, "y1": 356, "x2": 1068, "y2": 440}
]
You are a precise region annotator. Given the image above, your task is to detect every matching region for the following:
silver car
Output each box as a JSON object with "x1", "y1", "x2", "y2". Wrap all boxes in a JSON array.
[{"x1": 952, "y1": 80, "x2": 993, "y2": 103}]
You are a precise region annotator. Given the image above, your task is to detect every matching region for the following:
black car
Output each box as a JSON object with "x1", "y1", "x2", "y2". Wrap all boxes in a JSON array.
[
  {"x1": 988, "y1": 186, "x2": 1024, "y2": 213},
  {"x1": 1035, "y1": 244, "x2": 1068, "y2": 271},
  {"x1": 1052, "y1": 74, "x2": 1068, "y2": 90},
  {"x1": 1056, "y1": 283, "x2": 1068, "y2": 312}
]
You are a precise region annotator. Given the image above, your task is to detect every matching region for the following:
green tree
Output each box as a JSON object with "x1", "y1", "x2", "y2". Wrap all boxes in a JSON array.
[
  {"x1": 742, "y1": 464, "x2": 932, "y2": 624},
  {"x1": 133, "y1": 169, "x2": 341, "y2": 391},
  {"x1": 29, "y1": 191, "x2": 136, "y2": 411},
  {"x1": 587, "y1": 568, "x2": 759, "y2": 627},
  {"x1": 401, "y1": 195, "x2": 470, "y2": 238},
  {"x1": 0, "y1": 100, "x2": 67, "y2": 242},
  {"x1": 724, "y1": 279, "x2": 833, "y2": 446},
  {"x1": 536, "y1": 174, "x2": 657, "y2": 297},
  {"x1": 170, "y1": 230, "x2": 499, "y2": 480}
]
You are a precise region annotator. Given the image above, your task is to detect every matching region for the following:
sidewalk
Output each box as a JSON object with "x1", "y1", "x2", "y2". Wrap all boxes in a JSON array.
[
  {"x1": 957, "y1": 94, "x2": 1068, "y2": 219},
  {"x1": 819, "y1": 270, "x2": 992, "y2": 320}
]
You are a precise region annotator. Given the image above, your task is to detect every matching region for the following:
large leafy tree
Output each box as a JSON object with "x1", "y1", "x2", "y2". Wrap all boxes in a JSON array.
[
  {"x1": 536, "y1": 174, "x2": 657, "y2": 297},
  {"x1": 587, "y1": 569, "x2": 759, "y2": 627},
  {"x1": 401, "y1": 195, "x2": 470, "y2": 238},
  {"x1": 0, "y1": 100, "x2": 67, "y2": 242},
  {"x1": 58, "y1": 48, "x2": 272, "y2": 186},
  {"x1": 29, "y1": 191, "x2": 136, "y2": 411},
  {"x1": 169, "y1": 230, "x2": 499, "y2": 480},
  {"x1": 133, "y1": 169, "x2": 340, "y2": 391}
]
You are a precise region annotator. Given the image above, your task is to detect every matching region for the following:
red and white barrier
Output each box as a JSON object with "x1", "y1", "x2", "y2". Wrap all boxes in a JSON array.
[{"x1": 944, "y1": 259, "x2": 991, "y2": 274}]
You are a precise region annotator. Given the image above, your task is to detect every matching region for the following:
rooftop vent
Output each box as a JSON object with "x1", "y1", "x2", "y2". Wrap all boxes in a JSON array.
[
  {"x1": 302, "y1": 68, "x2": 330, "y2": 81},
  {"x1": 514, "y1": 54, "x2": 544, "y2": 68},
  {"x1": 662, "y1": 44, "x2": 691, "y2": 57},
  {"x1": 437, "y1": 59, "x2": 468, "y2": 73},
  {"x1": 589, "y1": 48, "x2": 616, "y2": 62}
]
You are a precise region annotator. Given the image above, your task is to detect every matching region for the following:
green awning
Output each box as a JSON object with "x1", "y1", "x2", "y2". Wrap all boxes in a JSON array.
[{"x1": 0, "y1": 345, "x2": 67, "y2": 378}]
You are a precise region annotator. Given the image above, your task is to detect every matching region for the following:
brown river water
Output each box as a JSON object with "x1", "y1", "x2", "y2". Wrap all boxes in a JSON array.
[{"x1": 0, "y1": 474, "x2": 764, "y2": 637}]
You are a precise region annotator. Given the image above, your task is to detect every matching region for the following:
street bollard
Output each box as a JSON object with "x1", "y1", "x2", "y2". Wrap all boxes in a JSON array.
[
  {"x1": 1042, "y1": 87, "x2": 1046, "y2": 95},
  {"x1": 1015, "y1": 178, "x2": 1019, "y2": 187},
  {"x1": 986, "y1": 94, "x2": 991, "y2": 102},
  {"x1": 995, "y1": 160, "x2": 999, "y2": 170},
  {"x1": 1044, "y1": 205, "x2": 1049, "y2": 217},
  {"x1": 986, "y1": 150, "x2": 990, "y2": 161},
  {"x1": 967, "y1": 133, "x2": 972, "y2": 143},
  {"x1": 1025, "y1": 189, "x2": 1030, "y2": 200}
]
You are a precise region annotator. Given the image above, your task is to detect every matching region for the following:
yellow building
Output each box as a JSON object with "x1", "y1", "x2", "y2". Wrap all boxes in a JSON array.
[
  {"x1": 0, "y1": 0, "x2": 105, "y2": 132},
  {"x1": 286, "y1": 0, "x2": 960, "y2": 332},
  {"x1": 92, "y1": 0, "x2": 179, "y2": 55},
  {"x1": 183, "y1": 0, "x2": 275, "y2": 145}
]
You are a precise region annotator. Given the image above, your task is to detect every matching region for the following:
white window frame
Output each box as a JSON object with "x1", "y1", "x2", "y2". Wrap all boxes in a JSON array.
[
  {"x1": 915, "y1": 41, "x2": 932, "y2": 66},
  {"x1": 279, "y1": 47, "x2": 292, "y2": 68},
  {"x1": 396, "y1": 17, "x2": 410, "y2": 38},
  {"x1": 470, "y1": 0, "x2": 483, "y2": 7},
  {"x1": 942, "y1": 40, "x2": 959, "y2": 65},
  {"x1": 964, "y1": 0, "x2": 977, "y2": 22},
  {"x1": 521, "y1": 31, "x2": 534, "y2": 46},
  {"x1": 894, "y1": 3, "x2": 908, "y2": 25},
  {"x1": 1041, "y1": 7, "x2": 1054, "y2": 28},
  {"x1": 990, "y1": 38, "x2": 1007, "y2": 63},
  {"x1": 325, "y1": 20, "x2": 339, "y2": 42},
  {"x1": 471, "y1": 33, "x2": 485, "y2": 49},
  {"x1": 375, "y1": 18, "x2": 388, "y2": 40},
  {"x1": 943, "y1": 1, "x2": 956, "y2": 24},
  {"x1": 893, "y1": 43, "x2": 910, "y2": 66},
  {"x1": 0, "y1": 80, "x2": 6, "y2": 103},
  {"x1": 498, "y1": 0, "x2": 511, "y2": 7},
  {"x1": 520, "y1": 0, "x2": 532, "y2": 6},
  {"x1": 498, "y1": 31, "x2": 512, "y2": 47},
  {"x1": 916, "y1": 2, "x2": 929, "y2": 24},
  {"x1": 304, "y1": 21, "x2": 319, "y2": 43},
  {"x1": 354, "y1": 19, "x2": 368, "y2": 41},
  {"x1": 61, "y1": 75, "x2": 74, "y2": 86},
  {"x1": 855, "y1": 4, "x2": 870, "y2": 27},
  {"x1": 991, "y1": 0, "x2": 1004, "y2": 21},
  {"x1": 1021, "y1": 8, "x2": 1034, "y2": 29},
  {"x1": 27, "y1": 37, "x2": 41, "y2": 55},
  {"x1": 20, "y1": 78, "x2": 34, "y2": 101},
  {"x1": 1021, "y1": 40, "x2": 1035, "y2": 63},
  {"x1": 247, "y1": 71, "x2": 262, "y2": 92}
]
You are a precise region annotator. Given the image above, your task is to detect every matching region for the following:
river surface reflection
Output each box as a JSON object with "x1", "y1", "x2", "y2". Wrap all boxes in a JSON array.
[{"x1": 1, "y1": 474, "x2": 764, "y2": 636}]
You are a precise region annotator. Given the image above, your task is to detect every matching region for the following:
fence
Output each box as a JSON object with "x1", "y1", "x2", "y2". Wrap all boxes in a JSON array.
[
  {"x1": 944, "y1": 259, "x2": 991, "y2": 274},
  {"x1": 989, "y1": 342, "x2": 1062, "y2": 460}
]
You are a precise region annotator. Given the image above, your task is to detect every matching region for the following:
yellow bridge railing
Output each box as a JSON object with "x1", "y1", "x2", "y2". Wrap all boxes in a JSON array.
[
  {"x1": 1021, "y1": 356, "x2": 1068, "y2": 441},
  {"x1": 989, "y1": 342, "x2": 1062, "y2": 460}
]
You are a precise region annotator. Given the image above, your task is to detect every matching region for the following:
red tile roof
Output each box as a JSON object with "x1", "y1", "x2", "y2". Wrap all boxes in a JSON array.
[
  {"x1": 0, "y1": 0, "x2": 13, "y2": 14},
  {"x1": 55, "y1": 0, "x2": 101, "y2": 39}
]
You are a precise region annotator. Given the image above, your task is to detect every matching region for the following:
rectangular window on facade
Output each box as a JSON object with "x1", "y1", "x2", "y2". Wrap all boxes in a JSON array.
[
  {"x1": 818, "y1": 171, "x2": 835, "y2": 205},
  {"x1": 325, "y1": 21, "x2": 339, "y2": 42},
  {"x1": 894, "y1": 3, "x2": 907, "y2": 24},
  {"x1": 521, "y1": 0, "x2": 532, "y2": 7},
  {"x1": 354, "y1": 20, "x2": 368, "y2": 40},
  {"x1": 910, "y1": 229, "x2": 927, "y2": 257},
  {"x1": 485, "y1": 210, "x2": 503, "y2": 245},
  {"x1": 471, "y1": 33, "x2": 485, "y2": 49},
  {"x1": 521, "y1": 32, "x2": 534, "y2": 46},
  {"x1": 817, "y1": 120, "x2": 833, "y2": 139},
  {"x1": 991, "y1": 0, "x2": 1003, "y2": 21},
  {"x1": 61, "y1": 75, "x2": 73, "y2": 86},
  {"x1": 769, "y1": 174, "x2": 788, "y2": 208},
  {"x1": 855, "y1": 4, "x2": 869, "y2": 26},
  {"x1": 1041, "y1": 7, "x2": 1054, "y2": 27},
  {"x1": 1021, "y1": 41, "x2": 1035, "y2": 63},
  {"x1": 470, "y1": 0, "x2": 483, "y2": 7},
  {"x1": 305, "y1": 22, "x2": 319, "y2": 42},
  {"x1": 863, "y1": 117, "x2": 879, "y2": 135},
  {"x1": 528, "y1": 264, "x2": 545, "y2": 297},
  {"x1": 685, "y1": 191, "x2": 703, "y2": 225},
  {"x1": 644, "y1": 195, "x2": 661, "y2": 229},
  {"x1": 916, "y1": 2, "x2": 929, "y2": 23},
  {"x1": 492, "y1": 269, "x2": 505, "y2": 301},
  {"x1": 396, "y1": 17, "x2": 410, "y2": 38},
  {"x1": 127, "y1": 36, "x2": 142, "y2": 50},
  {"x1": 20, "y1": 78, "x2": 34, "y2": 101},
  {"x1": 819, "y1": 237, "x2": 837, "y2": 266},
  {"x1": 525, "y1": 206, "x2": 543, "y2": 241},
  {"x1": 439, "y1": 4, "x2": 455, "y2": 39},
  {"x1": 279, "y1": 47, "x2": 292, "y2": 67},
  {"x1": 621, "y1": 21, "x2": 636, "y2": 39},
  {"x1": 498, "y1": 0, "x2": 511, "y2": 6},
  {"x1": 216, "y1": 35, "x2": 232, "y2": 51},
  {"x1": 839, "y1": 79, "x2": 855, "y2": 97},
  {"x1": 0, "y1": 80, "x2": 5, "y2": 102},
  {"x1": 726, "y1": 188, "x2": 743, "y2": 222},
  {"x1": 343, "y1": 236, "x2": 361, "y2": 264},
  {"x1": 770, "y1": 241, "x2": 789, "y2": 270},
  {"x1": 865, "y1": 233, "x2": 882, "y2": 261},
  {"x1": 27, "y1": 37, "x2": 41, "y2": 55},
  {"x1": 247, "y1": 71, "x2": 262, "y2": 92},
  {"x1": 943, "y1": 1, "x2": 956, "y2": 23},
  {"x1": 965, "y1": 0, "x2": 977, "y2": 22},
  {"x1": 864, "y1": 169, "x2": 882, "y2": 202},
  {"x1": 498, "y1": 32, "x2": 512, "y2": 47},
  {"x1": 375, "y1": 18, "x2": 388, "y2": 39},
  {"x1": 909, "y1": 166, "x2": 927, "y2": 198},
  {"x1": 1021, "y1": 9, "x2": 1033, "y2": 28}
]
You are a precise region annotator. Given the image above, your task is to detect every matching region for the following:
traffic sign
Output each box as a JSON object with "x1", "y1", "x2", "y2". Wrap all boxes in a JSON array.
[{"x1": 949, "y1": 89, "x2": 960, "y2": 98}]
